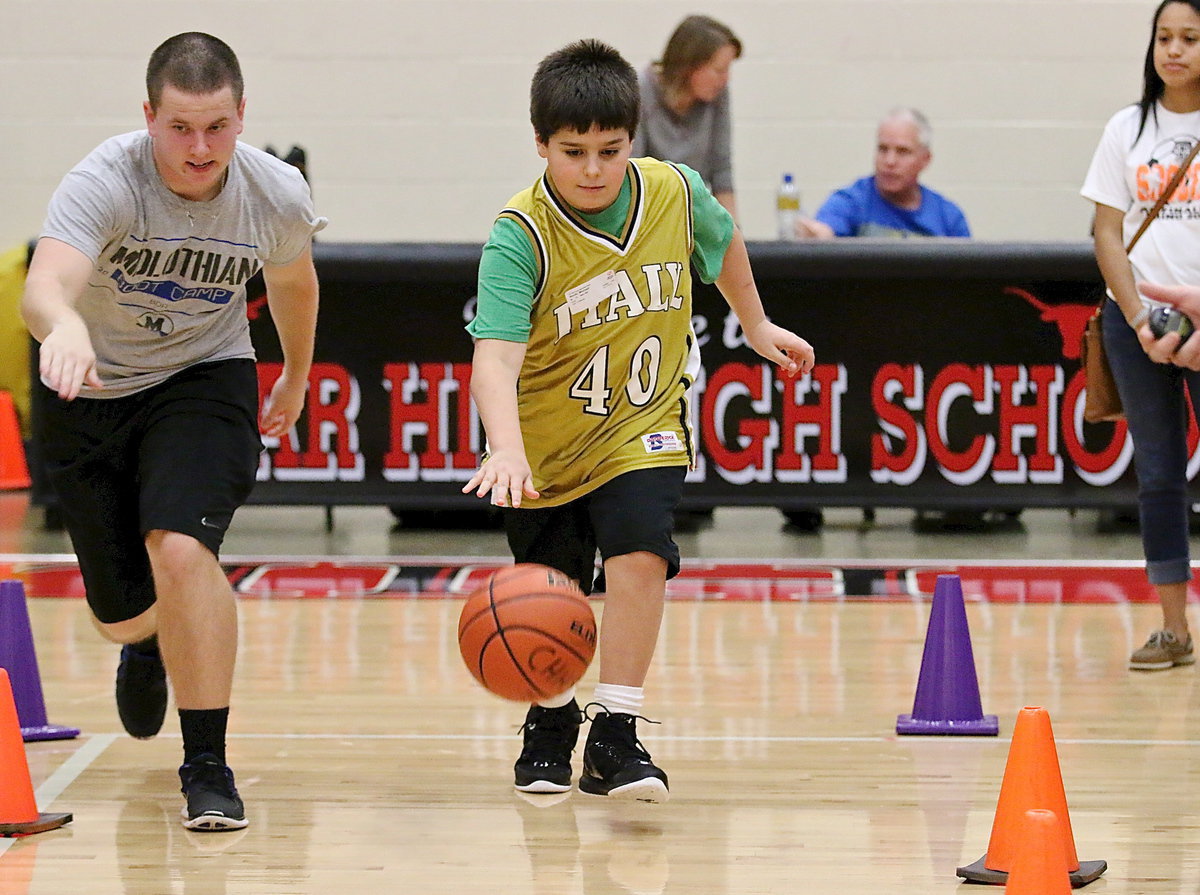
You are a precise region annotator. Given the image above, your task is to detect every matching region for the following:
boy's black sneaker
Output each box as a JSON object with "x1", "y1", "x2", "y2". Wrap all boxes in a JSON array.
[
  {"x1": 578, "y1": 706, "x2": 669, "y2": 803},
  {"x1": 179, "y1": 754, "x2": 248, "y2": 831},
  {"x1": 514, "y1": 700, "x2": 582, "y2": 793},
  {"x1": 115, "y1": 642, "x2": 167, "y2": 739}
]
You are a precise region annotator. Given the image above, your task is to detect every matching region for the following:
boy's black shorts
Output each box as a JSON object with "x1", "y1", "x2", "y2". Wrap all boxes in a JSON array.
[
  {"x1": 37, "y1": 359, "x2": 261, "y2": 624},
  {"x1": 503, "y1": 465, "x2": 687, "y2": 595}
]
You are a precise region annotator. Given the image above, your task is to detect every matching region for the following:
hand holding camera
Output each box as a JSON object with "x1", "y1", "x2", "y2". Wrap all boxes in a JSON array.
[{"x1": 1148, "y1": 307, "x2": 1195, "y2": 342}]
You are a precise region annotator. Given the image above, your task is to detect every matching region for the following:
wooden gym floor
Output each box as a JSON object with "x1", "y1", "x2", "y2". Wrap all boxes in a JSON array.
[{"x1": 1, "y1": 496, "x2": 1197, "y2": 894}]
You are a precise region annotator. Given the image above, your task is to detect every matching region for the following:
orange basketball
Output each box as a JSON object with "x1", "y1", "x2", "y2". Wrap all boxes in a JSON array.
[{"x1": 457, "y1": 563, "x2": 596, "y2": 702}]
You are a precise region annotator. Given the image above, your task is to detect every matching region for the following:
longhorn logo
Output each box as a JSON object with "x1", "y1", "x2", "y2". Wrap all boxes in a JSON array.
[{"x1": 1004, "y1": 286, "x2": 1095, "y2": 361}]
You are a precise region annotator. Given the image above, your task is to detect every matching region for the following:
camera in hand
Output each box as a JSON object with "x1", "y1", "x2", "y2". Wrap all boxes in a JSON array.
[{"x1": 1148, "y1": 307, "x2": 1195, "y2": 341}]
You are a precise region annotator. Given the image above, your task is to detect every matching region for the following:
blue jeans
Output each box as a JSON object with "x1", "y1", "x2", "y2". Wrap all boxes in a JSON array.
[{"x1": 1103, "y1": 298, "x2": 1200, "y2": 584}]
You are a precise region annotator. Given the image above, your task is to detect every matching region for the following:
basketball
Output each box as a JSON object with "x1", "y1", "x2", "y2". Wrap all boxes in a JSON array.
[{"x1": 457, "y1": 563, "x2": 597, "y2": 702}]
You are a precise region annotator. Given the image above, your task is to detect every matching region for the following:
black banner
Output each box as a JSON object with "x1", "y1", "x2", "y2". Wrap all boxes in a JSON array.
[{"x1": 244, "y1": 240, "x2": 1146, "y2": 511}]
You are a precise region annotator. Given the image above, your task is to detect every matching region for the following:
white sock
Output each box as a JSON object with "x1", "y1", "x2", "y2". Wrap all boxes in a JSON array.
[
  {"x1": 536, "y1": 686, "x2": 576, "y2": 709},
  {"x1": 590, "y1": 683, "x2": 644, "y2": 716}
]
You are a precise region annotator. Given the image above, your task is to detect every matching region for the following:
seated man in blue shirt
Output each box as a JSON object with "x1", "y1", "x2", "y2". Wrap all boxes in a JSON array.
[{"x1": 799, "y1": 108, "x2": 970, "y2": 239}]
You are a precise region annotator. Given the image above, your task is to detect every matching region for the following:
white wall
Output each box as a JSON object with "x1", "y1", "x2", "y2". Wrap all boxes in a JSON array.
[{"x1": 0, "y1": 0, "x2": 1154, "y2": 248}]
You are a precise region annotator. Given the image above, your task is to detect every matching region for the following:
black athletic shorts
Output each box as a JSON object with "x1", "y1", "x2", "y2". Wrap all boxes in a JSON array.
[
  {"x1": 503, "y1": 465, "x2": 687, "y2": 595},
  {"x1": 37, "y1": 359, "x2": 261, "y2": 624}
]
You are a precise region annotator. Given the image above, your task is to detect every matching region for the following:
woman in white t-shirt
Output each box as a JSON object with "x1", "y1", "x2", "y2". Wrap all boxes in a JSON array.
[{"x1": 1082, "y1": 0, "x2": 1200, "y2": 672}]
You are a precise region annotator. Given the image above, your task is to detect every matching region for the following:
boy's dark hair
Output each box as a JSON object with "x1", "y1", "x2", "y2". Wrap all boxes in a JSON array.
[
  {"x1": 146, "y1": 32, "x2": 243, "y2": 110},
  {"x1": 530, "y1": 39, "x2": 639, "y2": 143}
]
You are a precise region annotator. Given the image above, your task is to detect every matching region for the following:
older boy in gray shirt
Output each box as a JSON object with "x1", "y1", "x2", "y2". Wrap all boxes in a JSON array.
[{"x1": 22, "y1": 31, "x2": 324, "y2": 831}]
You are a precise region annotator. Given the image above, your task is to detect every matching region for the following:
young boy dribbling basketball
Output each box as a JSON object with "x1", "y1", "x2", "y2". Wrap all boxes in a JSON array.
[{"x1": 463, "y1": 39, "x2": 813, "y2": 802}]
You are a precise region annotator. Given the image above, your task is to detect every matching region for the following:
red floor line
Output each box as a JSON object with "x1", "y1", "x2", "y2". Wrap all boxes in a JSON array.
[{"x1": 0, "y1": 555, "x2": 1170, "y2": 603}]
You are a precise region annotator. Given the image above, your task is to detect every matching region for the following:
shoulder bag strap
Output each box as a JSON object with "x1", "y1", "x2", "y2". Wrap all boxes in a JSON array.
[{"x1": 1125, "y1": 137, "x2": 1200, "y2": 252}]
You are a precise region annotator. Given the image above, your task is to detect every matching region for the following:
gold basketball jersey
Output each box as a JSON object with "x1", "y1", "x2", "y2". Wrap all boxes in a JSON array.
[{"x1": 499, "y1": 158, "x2": 700, "y2": 507}]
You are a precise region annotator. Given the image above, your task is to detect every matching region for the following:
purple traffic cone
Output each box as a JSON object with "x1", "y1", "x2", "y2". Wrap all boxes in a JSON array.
[
  {"x1": 896, "y1": 574, "x2": 998, "y2": 735},
  {"x1": 0, "y1": 580, "x2": 80, "y2": 742}
]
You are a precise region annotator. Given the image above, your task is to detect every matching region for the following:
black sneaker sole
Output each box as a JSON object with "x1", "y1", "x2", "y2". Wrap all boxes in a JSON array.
[
  {"x1": 513, "y1": 757, "x2": 574, "y2": 793},
  {"x1": 514, "y1": 778, "x2": 572, "y2": 794},
  {"x1": 180, "y1": 808, "x2": 249, "y2": 831},
  {"x1": 578, "y1": 774, "x2": 669, "y2": 803}
]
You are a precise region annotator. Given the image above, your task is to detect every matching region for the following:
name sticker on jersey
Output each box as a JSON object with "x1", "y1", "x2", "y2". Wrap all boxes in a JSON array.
[
  {"x1": 642, "y1": 431, "x2": 685, "y2": 453},
  {"x1": 565, "y1": 270, "x2": 618, "y2": 314}
]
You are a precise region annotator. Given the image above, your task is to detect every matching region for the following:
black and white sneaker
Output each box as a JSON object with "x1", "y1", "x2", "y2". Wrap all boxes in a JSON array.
[
  {"x1": 115, "y1": 642, "x2": 167, "y2": 739},
  {"x1": 514, "y1": 700, "x2": 582, "y2": 793},
  {"x1": 578, "y1": 705, "x2": 669, "y2": 803},
  {"x1": 179, "y1": 754, "x2": 248, "y2": 831}
]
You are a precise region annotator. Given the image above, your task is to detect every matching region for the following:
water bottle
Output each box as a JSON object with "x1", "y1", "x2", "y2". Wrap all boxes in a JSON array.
[{"x1": 776, "y1": 173, "x2": 800, "y2": 241}]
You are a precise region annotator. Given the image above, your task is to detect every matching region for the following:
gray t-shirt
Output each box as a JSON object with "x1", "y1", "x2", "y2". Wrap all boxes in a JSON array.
[
  {"x1": 41, "y1": 130, "x2": 326, "y2": 398},
  {"x1": 632, "y1": 64, "x2": 734, "y2": 195}
]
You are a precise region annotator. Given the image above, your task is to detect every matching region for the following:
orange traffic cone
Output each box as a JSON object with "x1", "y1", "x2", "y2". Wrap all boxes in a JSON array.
[
  {"x1": 0, "y1": 669, "x2": 71, "y2": 836},
  {"x1": 1005, "y1": 809, "x2": 1072, "y2": 895},
  {"x1": 0, "y1": 391, "x2": 30, "y2": 491},
  {"x1": 957, "y1": 706, "x2": 1106, "y2": 886}
]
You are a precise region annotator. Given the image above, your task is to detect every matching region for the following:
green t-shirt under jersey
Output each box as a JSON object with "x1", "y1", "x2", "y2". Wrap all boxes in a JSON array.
[{"x1": 468, "y1": 161, "x2": 734, "y2": 341}]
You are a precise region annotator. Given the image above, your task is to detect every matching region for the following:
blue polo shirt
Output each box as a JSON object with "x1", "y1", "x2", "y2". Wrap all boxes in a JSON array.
[{"x1": 815, "y1": 175, "x2": 970, "y2": 238}]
